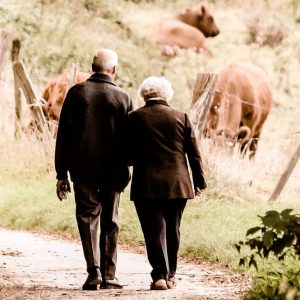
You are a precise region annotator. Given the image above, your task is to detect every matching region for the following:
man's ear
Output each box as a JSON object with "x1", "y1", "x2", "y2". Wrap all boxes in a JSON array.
[
  {"x1": 92, "y1": 63, "x2": 96, "y2": 73},
  {"x1": 112, "y1": 66, "x2": 116, "y2": 76}
]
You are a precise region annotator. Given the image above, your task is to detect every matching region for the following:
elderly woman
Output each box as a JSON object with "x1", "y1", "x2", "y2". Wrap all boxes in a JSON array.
[{"x1": 127, "y1": 76, "x2": 207, "y2": 290}]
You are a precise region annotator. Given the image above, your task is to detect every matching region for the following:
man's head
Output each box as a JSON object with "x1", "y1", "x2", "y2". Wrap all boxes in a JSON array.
[
  {"x1": 138, "y1": 76, "x2": 174, "y2": 102},
  {"x1": 92, "y1": 48, "x2": 118, "y2": 77}
]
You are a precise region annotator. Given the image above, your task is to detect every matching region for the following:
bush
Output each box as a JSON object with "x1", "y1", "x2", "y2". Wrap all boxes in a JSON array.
[
  {"x1": 246, "y1": 12, "x2": 288, "y2": 47},
  {"x1": 236, "y1": 209, "x2": 300, "y2": 300}
]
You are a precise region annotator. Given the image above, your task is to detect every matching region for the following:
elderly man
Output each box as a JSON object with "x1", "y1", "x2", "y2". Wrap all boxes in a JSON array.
[
  {"x1": 127, "y1": 76, "x2": 207, "y2": 290},
  {"x1": 55, "y1": 49, "x2": 133, "y2": 290}
]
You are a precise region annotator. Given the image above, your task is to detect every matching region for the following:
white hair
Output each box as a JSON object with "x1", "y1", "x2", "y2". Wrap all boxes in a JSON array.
[
  {"x1": 138, "y1": 76, "x2": 174, "y2": 101},
  {"x1": 93, "y1": 48, "x2": 118, "y2": 71}
]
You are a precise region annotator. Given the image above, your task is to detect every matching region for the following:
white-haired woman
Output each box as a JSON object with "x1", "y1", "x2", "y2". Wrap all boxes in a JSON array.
[{"x1": 126, "y1": 76, "x2": 207, "y2": 290}]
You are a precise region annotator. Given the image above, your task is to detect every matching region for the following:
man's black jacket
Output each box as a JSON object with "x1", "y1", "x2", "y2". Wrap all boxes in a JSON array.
[{"x1": 55, "y1": 73, "x2": 133, "y2": 192}]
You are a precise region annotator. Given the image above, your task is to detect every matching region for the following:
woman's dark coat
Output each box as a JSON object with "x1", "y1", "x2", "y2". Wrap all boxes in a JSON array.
[{"x1": 127, "y1": 99, "x2": 207, "y2": 201}]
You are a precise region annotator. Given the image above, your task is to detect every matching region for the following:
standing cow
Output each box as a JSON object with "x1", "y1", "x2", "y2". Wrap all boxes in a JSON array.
[
  {"x1": 42, "y1": 71, "x2": 90, "y2": 136},
  {"x1": 149, "y1": 3, "x2": 220, "y2": 55},
  {"x1": 201, "y1": 62, "x2": 273, "y2": 158}
]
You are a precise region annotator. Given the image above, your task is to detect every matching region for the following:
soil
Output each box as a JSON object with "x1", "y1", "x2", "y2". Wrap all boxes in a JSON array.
[{"x1": 0, "y1": 228, "x2": 251, "y2": 299}]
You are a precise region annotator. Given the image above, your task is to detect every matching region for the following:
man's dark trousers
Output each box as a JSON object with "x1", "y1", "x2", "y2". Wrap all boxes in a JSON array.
[
  {"x1": 134, "y1": 199, "x2": 187, "y2": 281},
  {"x1": 74, "y1": 182, "x2": 120, "y2": 280}
]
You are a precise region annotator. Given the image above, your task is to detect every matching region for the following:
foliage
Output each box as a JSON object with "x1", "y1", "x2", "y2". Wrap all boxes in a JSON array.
[
  {"x1": 237, "y1": 210, "x2": 300, "y2": 299},
  {"x1": 236, "y1": 209, "x2": 300, "y2": 269},
  {"x1": 244, "y1": 268, "x2": 300, "y2": 300},
  {"x1": 246, "y1": 12, "x2": 288, "y2": 47}
]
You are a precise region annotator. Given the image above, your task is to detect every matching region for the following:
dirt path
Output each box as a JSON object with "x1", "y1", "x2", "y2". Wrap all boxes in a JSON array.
[{"x1": 0, "y1": 228, "x2": 250, "y2": 299}]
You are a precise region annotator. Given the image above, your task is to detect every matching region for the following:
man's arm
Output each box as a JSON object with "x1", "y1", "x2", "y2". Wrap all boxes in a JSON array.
[
  {"x1": 121, "y1": 95, "x2": 135, "y2": 166},
  {"x1": 56, "y1": 179, "x2": 71, "y2": 201},
  {"x1": 55, "y1": 89, "x2": 74, "y2": 181},
  {"x1": 54, "y1": 89, "x2": 77, "y2": 201}
]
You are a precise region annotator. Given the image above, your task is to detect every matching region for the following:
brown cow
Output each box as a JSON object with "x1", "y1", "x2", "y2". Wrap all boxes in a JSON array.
[
  {"x1": 43, "y1": 71, "x2": 90, "y2": 122},
  {"x1": 203, "y1": 62, "x2": 273, "y2": 158},
  {"x1": 42, "y1": 71, "x2": 90, "y2": 136},
  {"x1": 149, "y1": 3, "x2": 219, "y2": 55}
]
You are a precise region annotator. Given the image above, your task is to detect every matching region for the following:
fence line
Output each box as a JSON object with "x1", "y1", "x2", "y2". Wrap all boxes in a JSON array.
[
  {"x1": 196, "y1": 89, "x2": 272, "y2": 110},
  {"x1": 211, "y1": 89, "x2": 273, "y2": 110},
  {"x1": 195, "y1": 87, "x2": 300, "y2": 144}
]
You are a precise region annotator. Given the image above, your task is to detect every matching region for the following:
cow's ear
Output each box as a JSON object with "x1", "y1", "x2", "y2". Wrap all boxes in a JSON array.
[
  {"x1": 200, "y1": 4, "x2": 206, "y2": 16},
  {"x1": 43, "y1": 87, "x2": 49, "y2": 101}
]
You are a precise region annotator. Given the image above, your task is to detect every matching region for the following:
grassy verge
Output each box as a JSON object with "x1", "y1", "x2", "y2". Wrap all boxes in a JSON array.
[
  {"x1": 1, "y1": 137, "x2": 299, "y2": 274},
  {"x1": 0, "y1": 133, "x2": 299, "y2": 300},
  {"x1": 1, "y1": 165, "x2": 299, "y2": 272}
]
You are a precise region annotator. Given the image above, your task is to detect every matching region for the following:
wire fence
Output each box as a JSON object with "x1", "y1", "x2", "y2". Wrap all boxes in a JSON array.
[
  {"x1": 215, "y1": 89, "x2": 273, "y2": 111},
  {"x1": 193, "y1": 88, "x2": 299, "y2": 140},
  {"x1": 193, "y1": 86, "x2": 300, "y2": 195}
]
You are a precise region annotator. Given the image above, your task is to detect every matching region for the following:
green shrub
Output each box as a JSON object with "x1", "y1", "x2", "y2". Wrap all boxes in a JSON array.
[{"x1": 237, "y1": 209, "x2": 300, "y2": 299}]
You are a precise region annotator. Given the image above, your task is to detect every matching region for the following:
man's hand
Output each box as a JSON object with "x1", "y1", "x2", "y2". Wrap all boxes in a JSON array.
[
  {"x1": 195, "y1": 187, "x2": 203, "y2": 197},
  {"x1": 56, "y1": 179, "x2": 71, "y2": 201}
]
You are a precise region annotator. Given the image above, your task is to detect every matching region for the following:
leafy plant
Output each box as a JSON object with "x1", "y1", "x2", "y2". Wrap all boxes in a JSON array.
[
  {"x1": 244, "y1": 268, "x2": 300, "y2": 300},
  {"x1": 236, "y1": 209, "x2": 300, "y2": 269},
  {"x1": 237, "y1": 209, "x2": 300, "y2": 300}
]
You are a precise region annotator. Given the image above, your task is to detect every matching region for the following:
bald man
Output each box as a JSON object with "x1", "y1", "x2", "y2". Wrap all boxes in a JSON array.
[{"x1": 55, "y1": 49, "x2": 133, "y2": 290}]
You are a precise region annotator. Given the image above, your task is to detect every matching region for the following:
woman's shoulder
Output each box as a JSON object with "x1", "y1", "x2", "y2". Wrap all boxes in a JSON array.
[{"x1": 167, "y1": 106, "x2": 187, "y2": 119}]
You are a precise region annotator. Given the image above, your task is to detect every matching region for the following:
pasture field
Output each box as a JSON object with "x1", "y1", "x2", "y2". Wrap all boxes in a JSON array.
[{"x1": 1, "y1": 0, "x2": 300, "y2": 296}]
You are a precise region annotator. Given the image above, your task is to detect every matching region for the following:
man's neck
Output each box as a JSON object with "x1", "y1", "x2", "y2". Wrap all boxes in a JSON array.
[{"x1": 95, "y1": 71, "x2": 113, "y2": 78}]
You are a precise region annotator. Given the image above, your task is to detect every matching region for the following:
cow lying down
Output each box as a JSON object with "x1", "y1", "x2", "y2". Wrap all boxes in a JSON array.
[{"x1": 149, "y1": 3, "x2": 220, "y2": 55}]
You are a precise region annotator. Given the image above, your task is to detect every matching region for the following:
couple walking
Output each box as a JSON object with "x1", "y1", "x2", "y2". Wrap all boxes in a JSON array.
[{"x1": 55, "y1": 48, "x2": 207, "y2": 291}]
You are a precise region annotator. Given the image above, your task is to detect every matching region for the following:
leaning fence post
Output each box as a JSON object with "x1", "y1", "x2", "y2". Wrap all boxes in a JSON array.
[
  {"x1": 12, "y1": 61, "x2": 50, "y2": 137},
  {"x1": 67, "y1": 62, "x2": 78, "y2": 87},
  {"x1": 11, "y1": 39, "x2": 22, "y2": 138},
  {"x1": 189, "y1": 73, "x2": 218, "y2": 140},
  {"x1": 269, "y1": 142, "x2": 300, "y2": 201}
]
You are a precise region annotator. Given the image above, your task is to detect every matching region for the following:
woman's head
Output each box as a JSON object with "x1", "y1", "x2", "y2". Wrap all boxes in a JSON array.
[{"x1": 138, "y1": 76, "x2": 174, "y2": 102}]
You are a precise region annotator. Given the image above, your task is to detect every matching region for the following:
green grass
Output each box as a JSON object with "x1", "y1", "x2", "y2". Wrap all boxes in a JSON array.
[
  {"x1": 181, "y1": 199, "x2": 300, "y2": 266},
  {"x1": 0, "y1": 170, "x2": 77, "y2": 237},
  {"x1": 0, "y1": 136, "x2": 299, "y2": 273}
]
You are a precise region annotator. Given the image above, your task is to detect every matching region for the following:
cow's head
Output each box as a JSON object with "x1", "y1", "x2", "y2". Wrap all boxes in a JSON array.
[
  {"x1": 215, "y1": 128, "x2": 237, "y2": 148},
  {"x1": 184, "y1": 4, "x2": 220, "y2": 38},
  {"x1": 43, "y1": 80, "x2": 68, "y2": 121}
]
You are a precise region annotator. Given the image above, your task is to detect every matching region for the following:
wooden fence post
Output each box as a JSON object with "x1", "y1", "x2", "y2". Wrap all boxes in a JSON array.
[
  {"x1": 189, "y1": 73, "x2": 218, "y2": 140},
  {"x1": 269, "y1": 142, "x2": 300, "y2": 201},
  {"x1": 68, "y1": 62, "x2": 78, "y2": 87},
  {"x1": 0, "y1": 30, "x2": 10, "y2": 74},
  {"x1": 12, "y1": 61, "x2": 50, "y2": 137},
  {"x1": 11, "y1": 39, "x2": 22, "y2": 138}
]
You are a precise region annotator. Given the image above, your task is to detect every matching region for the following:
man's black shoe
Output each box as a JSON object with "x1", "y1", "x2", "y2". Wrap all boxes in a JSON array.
[
  {"x1": 82, "y1": 283, "x2": 98, "y2": 290},
  {"x1": 100, "y1": 278, "x2": 124, "y2": 289},
  {"x1": 82, "y1": 268, "x2": 102, "y2": 290}
]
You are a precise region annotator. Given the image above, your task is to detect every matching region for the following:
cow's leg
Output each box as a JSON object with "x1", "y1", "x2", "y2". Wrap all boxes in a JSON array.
[
  {"x1": 248, "y1": 134, "x2": 260, "y2": 159},
  {"x1": 240, "y1": 141, "x2": 248, "y2": 156},
  {"x1": 237, "y1": 125, "x2": 252, "y2": 157}
]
